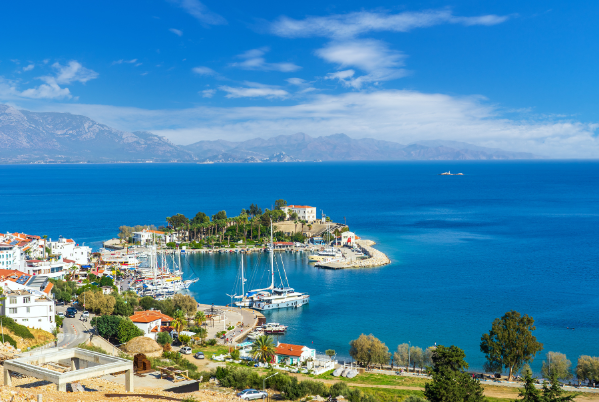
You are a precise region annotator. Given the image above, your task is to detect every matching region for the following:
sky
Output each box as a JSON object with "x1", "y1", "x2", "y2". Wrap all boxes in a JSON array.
[{"x1": 1, "y1": 0, "x2": 599, "y2": 157}]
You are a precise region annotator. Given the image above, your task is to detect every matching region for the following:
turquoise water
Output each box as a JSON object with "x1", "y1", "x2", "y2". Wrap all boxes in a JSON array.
[{"x1": 1, "y1": 161, "x2": 598, "y2": 371}]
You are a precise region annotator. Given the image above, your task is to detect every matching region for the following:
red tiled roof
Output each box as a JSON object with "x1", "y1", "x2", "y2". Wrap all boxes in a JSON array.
[
  {"x1": 150, "y1": 325, "x2": 160, "y2": 333},
  {"x1": 63, "y1": 259, "x2": 76, "y2": 263},
  {"x1": 275, "y1": 343, "x2": 306, "y2": 357},
  {"x1": 43, "y1": 283, "x2": 53, "y2": 294},
  {"x1": 287, "y1": 205, "x2": 313, "y2": 209},
  {"x1": 274, "y1": 242, "x2": 293, "y2": 245},
  {"x1": 129, "y1": 310, "x2": 174, "y2": 324},
  {"x1": 66, "y1": 239, "x2": 74, "y2": 243}
]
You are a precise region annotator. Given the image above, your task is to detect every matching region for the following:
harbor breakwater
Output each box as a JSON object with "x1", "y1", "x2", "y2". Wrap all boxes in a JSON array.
[{"x1": 355, "y1": 240, "x2": 391, "y2": 267}]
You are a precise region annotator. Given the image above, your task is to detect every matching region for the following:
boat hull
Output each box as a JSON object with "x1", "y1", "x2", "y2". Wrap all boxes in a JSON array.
[{"x1": 253, "y1": 296, "x2": 309, "y2": 311}]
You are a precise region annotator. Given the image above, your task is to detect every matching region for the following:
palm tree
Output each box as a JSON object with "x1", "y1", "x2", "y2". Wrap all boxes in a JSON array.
[
  {"x1": 251, "y1": 335, "x2": 276, "y2": 363},
  {"x1": 172, "y1": 310, "x2": 186, "y2": 333},
  {"x1": 195, "y1": 311, "x2": 206, "y2": 328},
  {"x1": 196, "y1": 327, "x2": 208, "y2": 345},
  {"x1": 294, "y1": 220, "x2": 299, "y2": 234}
]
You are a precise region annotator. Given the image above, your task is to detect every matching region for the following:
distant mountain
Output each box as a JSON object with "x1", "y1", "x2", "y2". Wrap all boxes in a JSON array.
[
  {"x1": 0, "y1": 104, "x2": 541, "y2": 163},
  {"x1": 187, "y1": 133, "x2": 540, "y2": 162},
  {"x1": 0, "y1": 105, "x2": 195, "y2": 163}
]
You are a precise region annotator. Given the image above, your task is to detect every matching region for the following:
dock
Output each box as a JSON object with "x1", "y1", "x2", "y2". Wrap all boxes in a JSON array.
[{"x1": 316, "y1": 240, "x2": 391, "y2": 269}]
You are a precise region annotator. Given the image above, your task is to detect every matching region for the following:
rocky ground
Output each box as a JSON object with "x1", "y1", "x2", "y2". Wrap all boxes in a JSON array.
[{"x1": 352, "y1": 241, "x2": 391, "y2": 268}]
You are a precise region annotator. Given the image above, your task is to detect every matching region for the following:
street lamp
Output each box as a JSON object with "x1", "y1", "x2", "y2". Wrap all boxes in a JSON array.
[
  {"x1": 408, "y1": 341, "x2": 411, "y2": 374},
  {"x1": 263, "y1": 372, "x2": 278, "y2": 392}
]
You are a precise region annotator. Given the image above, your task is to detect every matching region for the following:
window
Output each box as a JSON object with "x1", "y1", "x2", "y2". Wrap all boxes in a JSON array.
[
  {"x1": 22, "y1": 319, "x2": 28, "y2": 322},
  {"x1": 9, "y1": 298, "x2": 16, "y2": 304},
  {"x1": 23, "y1": 297, "x2": 30, "y2": 303},
  {"x1": 26, "y1": 307, "x2": 31, "y2": 313},
  {"x1": 9, "y1": 308, "x2": 16, "y2": 314}
]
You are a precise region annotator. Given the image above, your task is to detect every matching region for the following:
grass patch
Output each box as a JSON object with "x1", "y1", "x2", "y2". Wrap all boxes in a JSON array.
[
  {"x1": 312, "y1": 370, "x2": 429, "y2": 388},
  {"x1": 78, "y1": 342, "x2": 108, "y2": 355},
  {"x1": 352, "y1": 386, "x2": 425, "y2": 402},
  {"x1": 192, "y1": 344, "x2": 230, "y2": 357},
  {"x1": 0, "y1": 333, "x2": 17, "y2": 348},
  {"x1": 0, "y1": 316, "x2": 34, "y2": 339}
]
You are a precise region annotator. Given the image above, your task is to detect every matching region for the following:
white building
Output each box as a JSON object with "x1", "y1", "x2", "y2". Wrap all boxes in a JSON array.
[
  {"x1": 129, "y1": 310, "x2": 174, "y2": 340},
  {"x1": 132, "y1": 229, "x2": 176, "y2": 246},
  {"x1": 0, "y1": 243, "x2": 21, "y2": 271},
  {"x1": 0, "y1": 289, "x2": 56, "y2": 333},
  {"x1": 281, "y1": 205, "x2": 318, "y2": 223},
  {"x1": 341, "y1": 231, "x2": 356, "y2": 246},
  {"x1": 24, "y1": 260, "x2": 69, "y2": 279},
  {"x1": 48, "y1": 236, "x2": 91, "y2": 265},
  {"x1": 274, "y1": 342, "x2": 316, "y2": 365}
]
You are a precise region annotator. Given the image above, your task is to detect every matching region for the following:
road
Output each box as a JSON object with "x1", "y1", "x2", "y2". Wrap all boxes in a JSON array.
[{"x1": 56, "y1": 305, "x2": 95, "y2": 348}]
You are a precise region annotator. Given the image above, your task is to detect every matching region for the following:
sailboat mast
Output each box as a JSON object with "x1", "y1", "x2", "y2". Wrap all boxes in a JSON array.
[
  {"x1": 270, "y1": 219, "x2": 274, "y2": 289},
  {"x1": 241, "y1": 255, "x2": 245, "y2": 296}
]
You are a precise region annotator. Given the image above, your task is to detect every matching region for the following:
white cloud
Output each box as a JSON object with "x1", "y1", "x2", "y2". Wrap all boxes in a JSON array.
[
  {"x1": 51, "y1": 61, "x2": 98, "y2": 84},
  {"x1": 29, "y1": 90, "x2": 599, "y2": 158},
  {"x1": 169, "y1": 0, "x2": 226, "y2": 26},
  {"x1": 287, "y1": 78, "x2": 307, "y2": 86},
  {"x1": 192, "y1": 66, "x2": 216, "y2": 75},
  {"x1": 112, "y1": 59, "x2": 138, "y2": 65},
  {"x1": 271, "y1": 8, "x2": 509, "y2": 39},
  {"x1": 219, "y1": 82, "x2": 289, "y2": 99},
  {"x1": 230, "y1": 47, "x2": 300, "y2": 72},
  {"x1": 201, "y1": 89, "x2": 216, "y2": 98},
  {"x1": 317, "y1": 39, "x2": 407, "y2": 88},
  {"x1": 0, "y1": 60, "x2": 97, "y2": 100},
  {"x1": 169, "y1": 28, "x2": 183, "y2": 36},
  {"x1": 22, "y1": 64, "x2": 34, "y2": 72}
]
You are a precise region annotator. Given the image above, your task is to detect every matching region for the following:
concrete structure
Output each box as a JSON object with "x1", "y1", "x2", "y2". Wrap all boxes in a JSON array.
[
  {"x1": 281, "y1": 205, "x2": 317, "y2": 223},
  {"x1": 274, "y1": 342, "x2": 315, "y2": 365},
  {"x1": 129, "y1": 310, "x2": 174, "y2": 340},
  {"x1": 0, "y1": 288, "x2": 56, "y2": 332},
  {"x1": 0, "y1": 242, "x2": 21, "y2": 270},
  {"x1": 4, "y1": 348, "x2": 134, "y2": 392},
  {"x1": 48, "y1": 236, "x2": 91, "y2": 265}
]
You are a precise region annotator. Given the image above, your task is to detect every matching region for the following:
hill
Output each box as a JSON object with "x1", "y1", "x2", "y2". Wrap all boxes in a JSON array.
[
  {"x1": 0, "y1": 105, "x2": 196, "y2": 163},
  {"x1": 186, "y1": 133, "x2": 540, "y2": 162}
]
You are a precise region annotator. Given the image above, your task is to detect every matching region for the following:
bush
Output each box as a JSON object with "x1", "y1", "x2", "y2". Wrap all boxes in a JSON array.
[
  {"x1": 206, "y1": 339, "x2": 217, "y2": 346},
  {"x1": 0, "y1": 333, "x2": 17, "y2": 348},
  {"x1": 0, "y1": 316, "x2": 34, "y2": 339},
  {"x1": 156, "y1": 331, "x2": 173, "y2": 346},
  {"x1": 55, "y1": 314, "x2": 64, "y2": 328},
  {"x1": 231, "y1": 349, "x2": 240, "y2": 360},
  {"x1": 117, "y1": 318, "x2": 144, "y2": 344}
]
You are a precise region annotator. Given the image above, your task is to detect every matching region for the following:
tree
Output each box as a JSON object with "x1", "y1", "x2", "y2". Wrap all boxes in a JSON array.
[
  {"x1": 325, "y1": 349, "x2": 336, "y2": 359},
  {"x1": 92, "y1": 315, "x2": 123, "y2": 342},
  {"x1": 212, "y1": 210, "x2": 227, "y2": 221},
  {"x1": 156, "y1": 331, "x2": 173, "y2": 346},
  {"x1": 113, "y1": 300, "x2": 133, "y2": 317},
  {"x1": 194, "y1": 311, "x2": 206, "y2": 328},
  {"x1": 410, "y1": 346, "x2": 424, "y2": 372},
  {"x1": 99, "y1": 276, "x2": 114, "y2": 287},
  {"x1": 117, "y1": 318, "x2": 144, "y2": 344},
  {"x1": 349, "y1": 334, "x2": 390, "y2": 367},
  {"x1": 541, "y1": 372, "x2": 579, "y2": 402},
  {"x1": 192, "y1": 211, "x2": 210, "y2": 225},
  {"x1": 275, "y1": 199, "x2": 287, "y2": 210},
  {"x1": 542, "y1": 352, "x2": 573, "y2": 382},
  {"x1": 423, "y1": 346, "x2": 435, "y2": 369},
  {"x1": 575, "y1": 356, "x2": 599, "y2": 386},
  {"x1": 519, "y1": 370, "x2": 543, "y2": 402},
  {"x1": 521, "y1": 363, "x2": 533, "y2": 378},
  {"x1": 196, "y1": 327, "x2": 208, "y2": 345},
  {"x1": 251, "y1": 335, "x2": 276, "y2": 363},
  {"x1": 424, "y1": 345, "x2": 485, "y2": 402},
  {"x1": 172, "y1": 314, "x2": 186, "y2": 334},
  {"x1": 168, "y1": 213, "x2": 189, "y2": 228},
  {"x1": 179, "y1": 334, "x2": 191, "y2": 346},
  {"x1": 480, "y1": 310, "x2": 543, "y2": 380},
  {"x1": 394, "y1": 343, "x2": 410, "y2": 369},
  {"x1": 173, "y1": 294, "x2": 197, "y2": 317},
  {"x1": 139, "y1": 296, "x2": 156, "y2": 311}
]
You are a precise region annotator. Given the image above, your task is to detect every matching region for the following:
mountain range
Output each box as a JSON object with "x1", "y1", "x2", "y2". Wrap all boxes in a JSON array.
[{"x1": 0, "y1": 104, "x2": 540, "y2": 163}]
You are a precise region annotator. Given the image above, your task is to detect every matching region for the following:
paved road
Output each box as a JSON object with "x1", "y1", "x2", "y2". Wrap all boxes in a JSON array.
[{"x1": 56, "y1": 305, "x2": 95, "y2": 348}]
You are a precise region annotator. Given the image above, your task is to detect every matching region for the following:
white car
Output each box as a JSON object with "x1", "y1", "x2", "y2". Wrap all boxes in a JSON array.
[
  {"x1": 81, "y1": 311, "x2": 90, "y2": 319},
  {"x1": 180, "y1": 346, "x2": 192, "y2": 355},
  {"x1": 57, "y1": 312, "x2": 65, "y2": 319},
  {"x1": 237, "y1": 389, "x2": 267, "y2": 400}
]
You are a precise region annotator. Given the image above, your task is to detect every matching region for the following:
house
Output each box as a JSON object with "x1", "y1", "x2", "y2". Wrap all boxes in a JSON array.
[
  {"x1": 0, "y1": 243, "x2": 21, "y2": 271},
  {"x1": 101, "y1": 286, "x2": 113, "y2": 295},
  {"x1": 24, "y1": 260, "x2": 68, "y2": 279},
  {"x1": 0, "y1": 270, "x2": 54, "y2": 297},
  {"x1": 129, "y1": 310, "x2": 174, "y2": 340},
  {"x1": 281, "y1": 205, "x2": 317, "y2": 223},
  {"x1": 0, "y1": 289, "x2": 55, "y2": 333},
  {"x1": 274, "y1": 342, "x2": 315, "y2": 365}
]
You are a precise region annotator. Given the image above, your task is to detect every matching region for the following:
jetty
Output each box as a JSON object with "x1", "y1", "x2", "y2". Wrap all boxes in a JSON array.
[{"x1": 315, "y1": 240, "x2": 390, "y2": 269}]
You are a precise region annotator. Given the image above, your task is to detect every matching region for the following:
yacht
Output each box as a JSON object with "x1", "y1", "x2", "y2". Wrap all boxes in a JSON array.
[{"x1": 308, "y1": 248, "x2": 342, "y2": 262}]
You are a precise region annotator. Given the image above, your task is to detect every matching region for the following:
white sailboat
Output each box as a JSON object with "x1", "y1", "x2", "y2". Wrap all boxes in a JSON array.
[{"x1": 234, "y1": 220, "x2": 309, "y2": 311}]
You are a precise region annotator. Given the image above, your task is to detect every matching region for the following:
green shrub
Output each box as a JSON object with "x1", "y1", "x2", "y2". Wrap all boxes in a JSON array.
[
  {"x1": 156, "y1": 331, "x2": 173, "y2": 346},
  {"x1": 0, "y1": 333, "x2": 17, "y2": 348},
  {"x1": 230, "y1": 349, "x2": 240, "y2": 360},
  {"x1": 206, "y1": 339, "x2": 217, "y2": 346},
  {"x1": 77, "y1": 343, "x2": 108, "y2": 355},
  {"x1": 0, "y1": 316, "x2": 34, "y2": 339},
  {"x1": 55, "y1": 315, "x2": 64, "y2": 328}
]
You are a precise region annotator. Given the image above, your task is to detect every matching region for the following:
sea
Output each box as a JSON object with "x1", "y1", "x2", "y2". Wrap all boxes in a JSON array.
[{"x1": 1, "y1": 161, "x2": 598, "y2": 373}]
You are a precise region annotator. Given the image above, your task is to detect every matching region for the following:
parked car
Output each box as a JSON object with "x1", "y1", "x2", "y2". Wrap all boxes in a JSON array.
[
  {"x1": 237, "y1": 389, "x2": 267, "y2": 400},
  {"x1": 81, "y1": 311, "x2": 90, "y2": 319},
  {"x1": 56, "y1": 301, "x2": 65, "y2": 306},
  {"x1": 66, "y1": 307, "x2": 77, "y2": 318},
  {"x1": 180, "y1": 346, "x2": 192, "y2": 355},
  {"x1": 194, "y1": 352, "x2": 204, "y2": 359},
  {"x1": 57, "y1": 312, "x2": 65, "y2": 319}
]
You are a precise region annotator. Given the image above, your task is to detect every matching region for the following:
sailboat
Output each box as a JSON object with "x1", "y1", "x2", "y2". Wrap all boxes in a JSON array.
[{"x1": 234, "y1": 220, "x2": 309, "y2": 311}]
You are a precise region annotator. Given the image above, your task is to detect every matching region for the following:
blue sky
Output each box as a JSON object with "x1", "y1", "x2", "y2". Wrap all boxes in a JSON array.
[{"x1": 1, "y1": 0, "x2": 598, "y2": 157}]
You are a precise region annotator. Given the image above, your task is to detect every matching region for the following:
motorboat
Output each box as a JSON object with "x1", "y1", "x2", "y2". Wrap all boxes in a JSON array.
[{"x1": 308, "y1": 248, "x2": 343, "y2": 262}]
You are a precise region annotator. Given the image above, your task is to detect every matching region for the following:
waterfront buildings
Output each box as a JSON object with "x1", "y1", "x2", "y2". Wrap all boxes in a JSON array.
[
  {"x1": 129, "y1": 310, "x2": 174, "y2": 340},
  {"x1": 341, "y1": 231, "x2": 356, "y2": 246},
  {"x1": 48, "y1": 236, "x2": 91, "y2": 265},
  {"x1": 0, "y1": 243, "x2": 20, "y2": 270},
  {"x1": 133, "y1": 229, "x2": 177, "y2": 245},
  {"x1": 281, "y1": 205, "x2": 317, "y2": 223}
]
